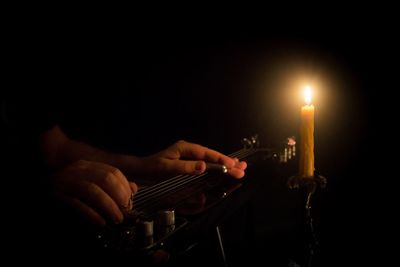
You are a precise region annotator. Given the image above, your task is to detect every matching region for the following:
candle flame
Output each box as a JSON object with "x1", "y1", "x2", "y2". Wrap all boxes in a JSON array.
[{"x1": 304, "y1": 85, "x2": 312, "y2": 105}]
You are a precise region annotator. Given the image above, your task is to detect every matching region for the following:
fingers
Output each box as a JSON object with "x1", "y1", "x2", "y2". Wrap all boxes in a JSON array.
[
  {"x1": 170, "y1": 140, "x2": 237, "y2": 168},
  {"x1": 227, "y1": 167, "x2": 246, "y2": 179},
  {"x1": 81, "y1": 161, "x2": 132, "y2": 207},
  {"x1": 216, "y1": 160, "x2": 247, "y2": 179},
  {"x1": 159, "y1": 159, "x2": 206, "y2": 175},
  {"x1": 158, "y1": 157, "x2": 247, "y2": 179},
  {"x1": 232, "y1": 159, "x2": 247, "y2": 171},
  {"x1": 53, "y1": 160, "x2": 137, "y2": 225},
  {"x1": 163, "y1": 141, "x2": 247, "y2": 178},
  {"x1": 57, "y1": 180, "x2": 124, "y2": 224}
]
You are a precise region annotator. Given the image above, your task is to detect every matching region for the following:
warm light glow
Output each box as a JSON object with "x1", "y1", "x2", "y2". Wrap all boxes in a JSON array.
[{"x1": 304, "y1": 86, "x2": 312, "y2": 105}]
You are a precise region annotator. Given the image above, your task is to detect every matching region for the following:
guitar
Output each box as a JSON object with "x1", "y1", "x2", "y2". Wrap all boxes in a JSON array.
[{"x1": 92, "y1": 135, "x2": 294, "y2": 263}]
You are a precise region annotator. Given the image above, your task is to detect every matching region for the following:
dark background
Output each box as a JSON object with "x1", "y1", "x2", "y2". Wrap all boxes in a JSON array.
[
  {"x1": 55, "y1": 29, "x2": 390, "y2": 265},
  {"x1": 5, "y1": 16, "x2": 397, "y2": 265}
]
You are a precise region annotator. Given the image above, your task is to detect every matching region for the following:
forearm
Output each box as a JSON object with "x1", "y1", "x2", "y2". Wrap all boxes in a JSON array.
[
  {"x1": 67, "y1": 140, "x2": 147, "y2": 175},
  {"x1": 58, "y1": 139, "x2": 142, "y2": 173},
  {"x1": 40, "y1": 126, "x2": 143, "y2": 176}
]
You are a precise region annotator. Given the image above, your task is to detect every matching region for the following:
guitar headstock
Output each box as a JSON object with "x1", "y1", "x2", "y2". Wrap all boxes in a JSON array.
[
  {"x1": 241, "y1": 134, "x2": 260, "y2": 149},
  {"x1": 277, "y1": 136, "x2": 297, "y2": 163}
]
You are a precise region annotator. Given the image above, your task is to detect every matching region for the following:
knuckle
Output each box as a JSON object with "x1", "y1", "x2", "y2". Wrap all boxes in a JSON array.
[
  {"x1": 176, "y1": 140, "x2": 187, "y2": 146},
  {"x1": 110, "y1": 167, "x2": 123, "y2": 178},
  {"x1": 104, "y1": 172, "x2": 117, "y2": 185},
  {"x1": 86, "y1": 182, "x2": 100, "y2": 197},
  {"x1": 153, "y1": 157, "x2": 165, "y2": 168}
]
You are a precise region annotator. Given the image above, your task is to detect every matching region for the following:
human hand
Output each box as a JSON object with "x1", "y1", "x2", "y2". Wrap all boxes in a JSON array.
[
  {"x1": 140, "y1": 140, "x2": 247, "y2": 179},
  {"x1": 50, "y1": 160, "x2": 138, "y2": 226}
]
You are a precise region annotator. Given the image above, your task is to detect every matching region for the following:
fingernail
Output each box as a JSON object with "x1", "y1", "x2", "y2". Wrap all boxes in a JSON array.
[{"x1": 224, "y1": 159, "x2": 235, "y2": 168}]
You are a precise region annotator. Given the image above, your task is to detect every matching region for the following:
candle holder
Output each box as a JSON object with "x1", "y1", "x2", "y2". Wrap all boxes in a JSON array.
[
  {"x1": 287, "y1": 172, "x2": 327, "y2": 193},
  {"x1": 287, "y1": 172, "x2": 327, "y2": 266}
]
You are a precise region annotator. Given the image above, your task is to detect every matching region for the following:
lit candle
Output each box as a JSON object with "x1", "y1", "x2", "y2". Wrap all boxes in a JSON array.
[{"x1": 299, "y1": 86, "x2": 314, "y2": 178}]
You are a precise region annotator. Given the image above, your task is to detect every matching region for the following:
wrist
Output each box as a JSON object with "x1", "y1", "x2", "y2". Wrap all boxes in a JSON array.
[{"x1": 109, "y1": 154, "x2": 143, "y2": 177}]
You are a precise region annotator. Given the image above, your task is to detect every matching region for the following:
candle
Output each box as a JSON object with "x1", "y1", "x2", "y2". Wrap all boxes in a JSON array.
[{"x1": 299, "y1": 86, "x2": 314, "y2": 178}]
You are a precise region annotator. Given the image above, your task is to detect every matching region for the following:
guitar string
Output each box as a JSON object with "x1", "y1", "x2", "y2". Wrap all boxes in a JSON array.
[
  {"x1": 134, "y1": 148, "x2": 247, "y2": 197},
  {"x1": 135, "y1": 179, "x2": 210, "y2": 213},
  {"x1": 134, "y1": 148, "x2": 247, "y2": 199},
  {"x1": 133, "y1": 149, "x2": 255, "y2": 211},
  {"x1": 133, "y1": 148, "x2": 254, "y2": 208},
  {"x1": 133, "y1": 148, "x2": 256, "y2": 209},
  {"x1": 133, "y1": 148, "x2": 250, "y2": 204},
  {"x1": 137, "y1": 178, "x2": 216, "y2": 213},
  {"x1": 134, "y1": 151, "x2": 252, "y2": 209}
]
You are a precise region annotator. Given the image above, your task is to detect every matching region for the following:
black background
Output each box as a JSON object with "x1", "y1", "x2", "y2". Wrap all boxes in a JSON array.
[{"x1": 5, "y1": 13, "x2": 398, "y2": 265}]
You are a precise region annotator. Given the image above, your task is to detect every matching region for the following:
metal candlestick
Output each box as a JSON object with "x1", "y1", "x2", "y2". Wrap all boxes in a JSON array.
[{"x1": 287, "y1": 173, "x2": 327, "y2": 267}]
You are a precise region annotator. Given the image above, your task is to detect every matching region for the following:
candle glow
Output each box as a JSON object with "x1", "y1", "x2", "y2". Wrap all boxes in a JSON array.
[{"x1": 304, "y1": 85, "x2": 312, "y2": 105}]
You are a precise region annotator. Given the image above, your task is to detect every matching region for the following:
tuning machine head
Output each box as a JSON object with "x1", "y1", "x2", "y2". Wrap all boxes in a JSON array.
[{"x1": 241, "y1": 134, "x2": 259, "y2": 149}]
